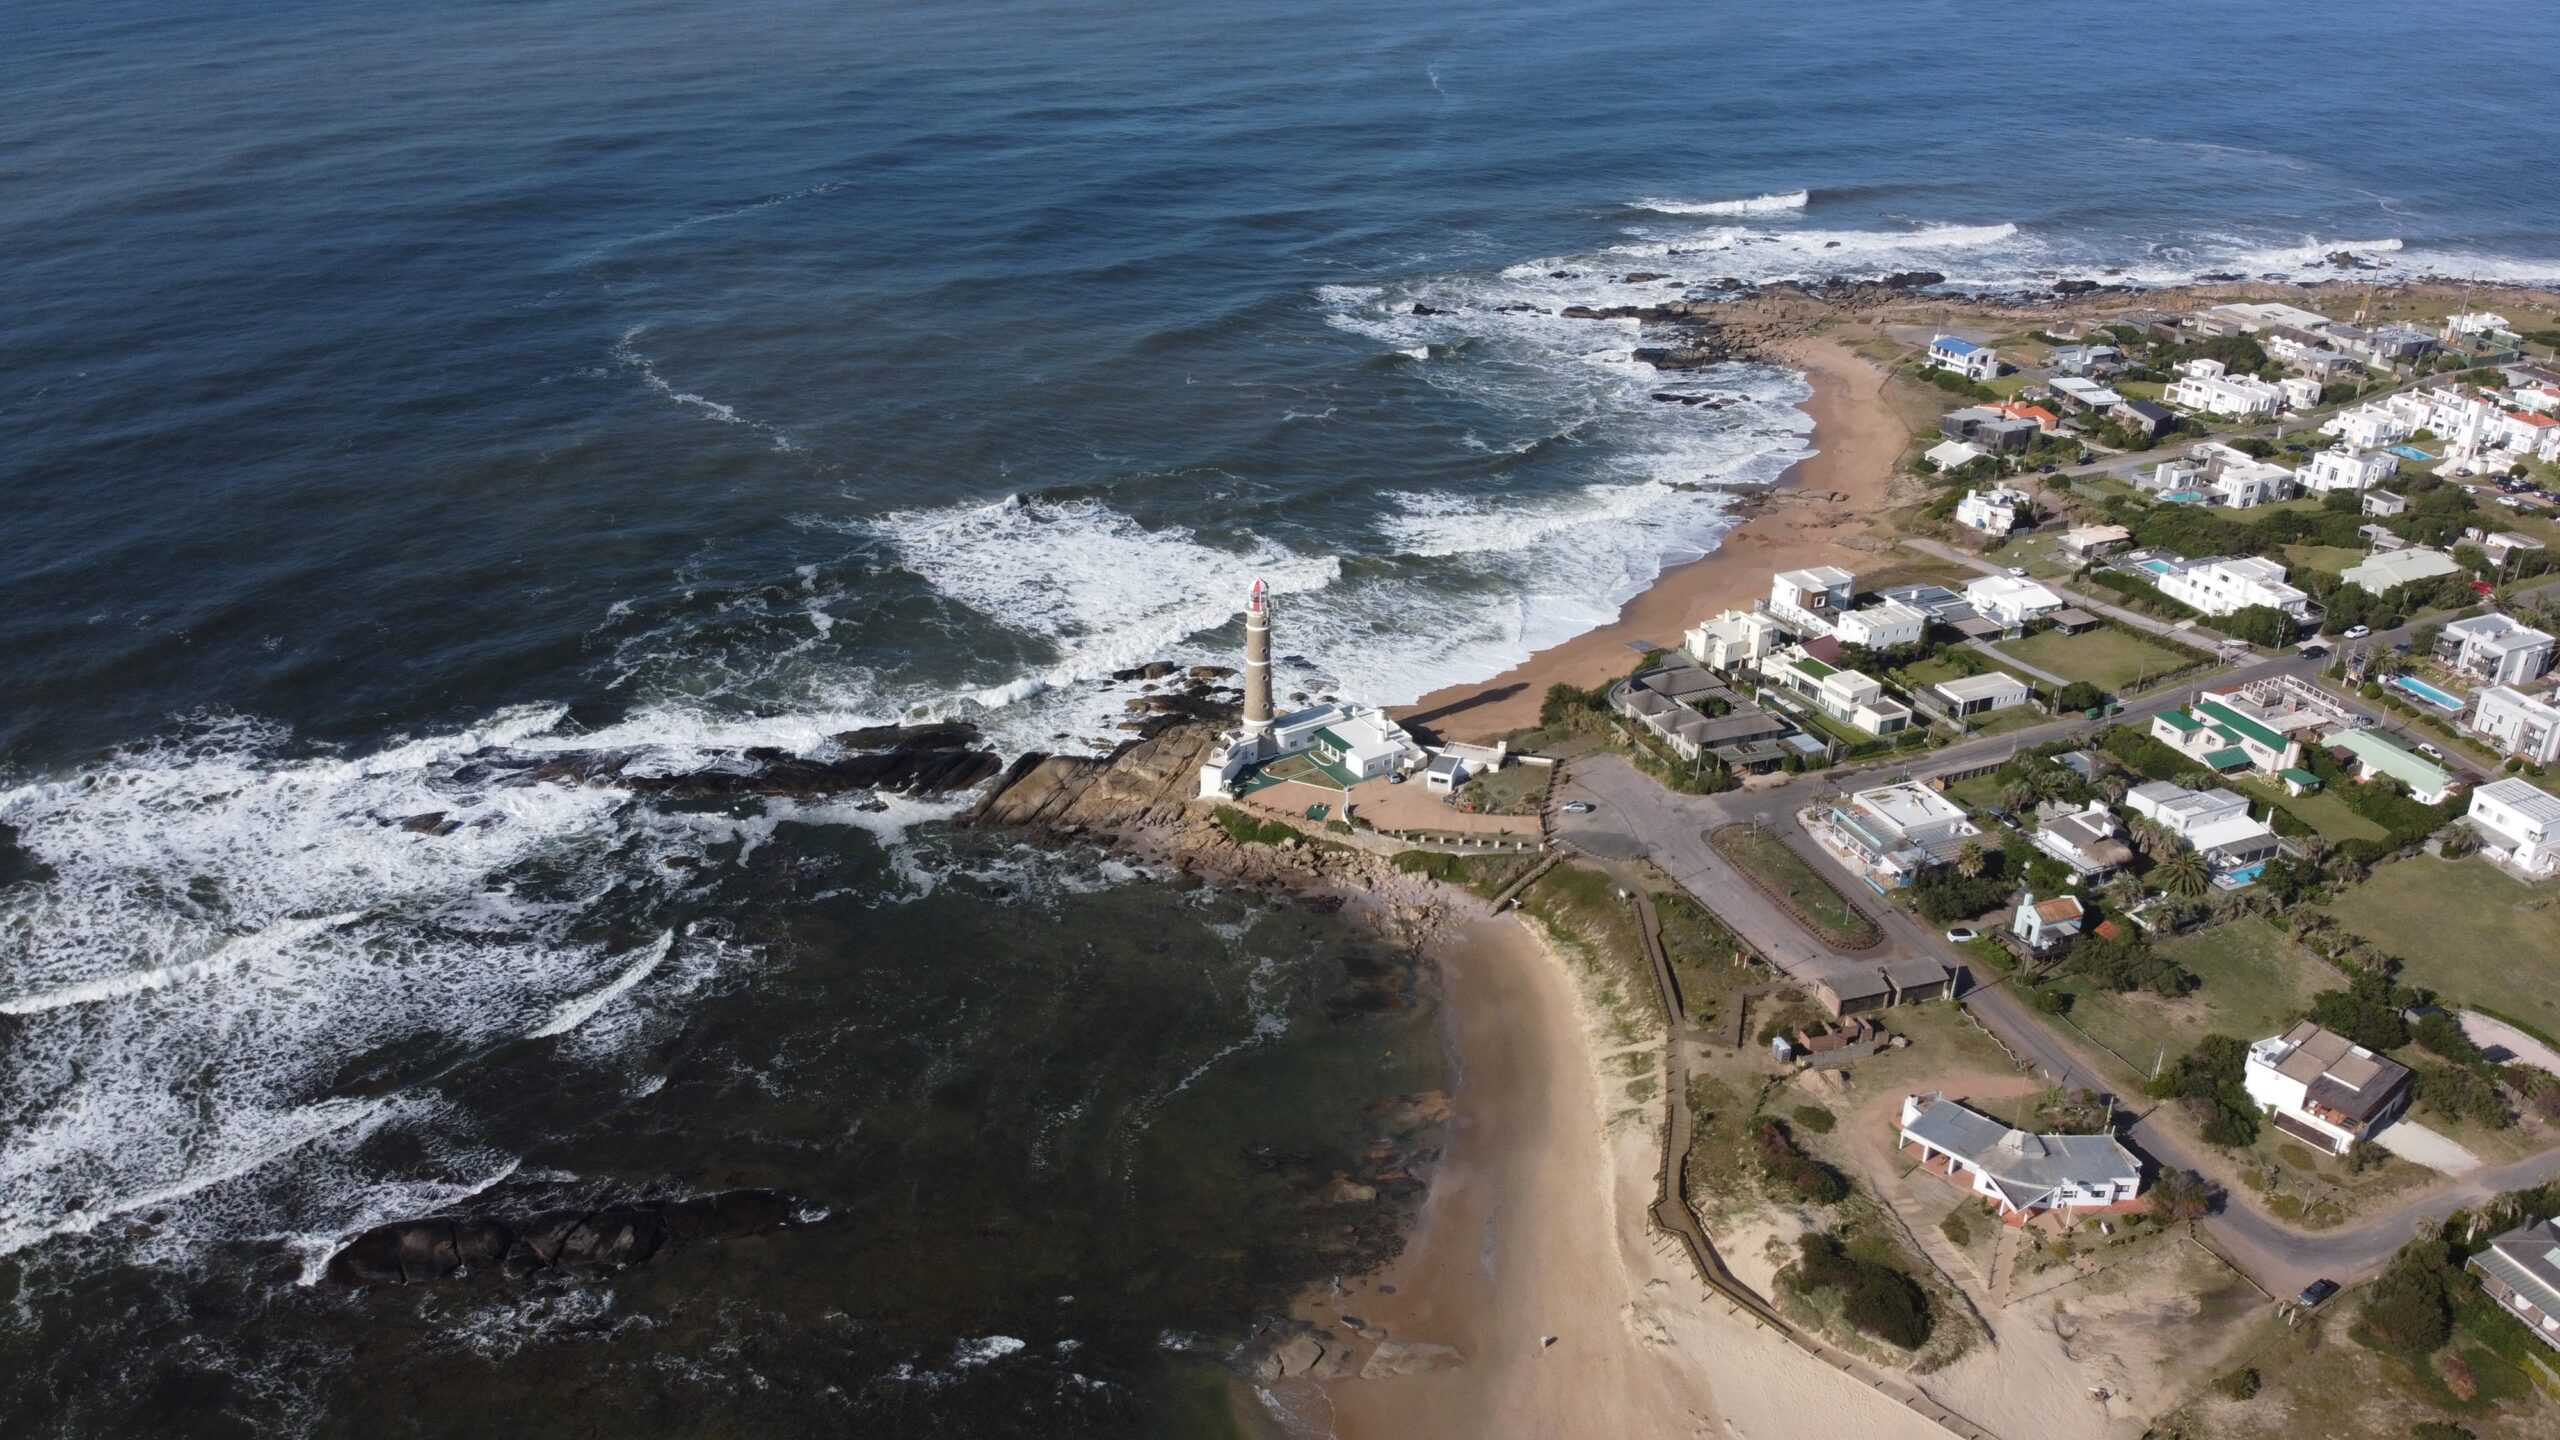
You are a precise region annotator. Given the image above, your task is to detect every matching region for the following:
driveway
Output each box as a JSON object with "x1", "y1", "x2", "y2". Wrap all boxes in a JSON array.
[
  {"x1": 2460, "y1": 1011, "x2": 2560, "y2": 1074},
  {"x1": 2373, "y1": 1119, "x2": 2485, "y2": 1177}
]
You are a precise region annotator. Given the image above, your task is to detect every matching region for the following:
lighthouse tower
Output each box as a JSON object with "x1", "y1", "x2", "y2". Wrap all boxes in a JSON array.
[{"x1": 1243, "y1": 577, "x2": 1274, "y2": 736}]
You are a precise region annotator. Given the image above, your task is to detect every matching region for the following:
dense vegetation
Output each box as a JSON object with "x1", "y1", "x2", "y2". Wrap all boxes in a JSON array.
[
  {"x1": 1753, "y1": 1117, "x2": 1848, "y2": 1205},
  {"x1": 2147, "y1": 1033, "x2": 2261, "y2": 1146},
  {"x1": 1786, "y1": 1233, "x2": 1933, "y2": 1350}
]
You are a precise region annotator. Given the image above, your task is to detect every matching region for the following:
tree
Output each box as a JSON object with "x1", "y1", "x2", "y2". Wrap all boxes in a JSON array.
[
  {"x1": 2356, "y1": 1239, "x2": 2457, "y2": 1354},
  {"x1": 1955, "y1": 840, "x2": 1986, "y2": 879},
  {"x1": 2147, "y1": 1168, "x2": 2215, "y2": 1223},
  {"x1": 2156, "y1": 849, "x2": 2210, "y2": 898},
  {"x1": 1999, "y1": 779, "x2": 2039, "y2": 813},
  {"x1": 2055, "y1": 680, "x2": 2106, "y2": 712},
  {"x1": 2130, "y1": 818, "x2": 2179, "y2": 861}
]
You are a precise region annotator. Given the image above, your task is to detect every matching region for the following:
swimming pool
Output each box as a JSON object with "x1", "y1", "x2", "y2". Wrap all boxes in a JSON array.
[
  {"x1": 2390, "y1": 444, "x2": 2438, "y2": 462},
  {"x1": 2391, "y1": 674, "x2": 2466, "y2": 711},
  {"x1": 2136, "y1": 558, "x2": 2176, "y2": 576},
  {"x1": 2160, "y1": 490, "x2": 2207, "y2": 505}
]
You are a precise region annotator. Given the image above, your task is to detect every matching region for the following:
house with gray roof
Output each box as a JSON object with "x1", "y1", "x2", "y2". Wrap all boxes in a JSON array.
[
  {"x1": 1898, "y1": 1093, "x2": 2142, "y2": 1220},
  {"x1": 2471, "y1": 1218, "x2": 2560, "y2": 1352}
]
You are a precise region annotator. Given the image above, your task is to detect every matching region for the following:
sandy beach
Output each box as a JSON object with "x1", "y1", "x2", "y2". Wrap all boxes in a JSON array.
[
  {"x1": 1397, "y1": 335, "x2": 1912, "y2": 744},
  {"x1": 1265, "y1": 908, "x2": 1953, "y2": 1440}
]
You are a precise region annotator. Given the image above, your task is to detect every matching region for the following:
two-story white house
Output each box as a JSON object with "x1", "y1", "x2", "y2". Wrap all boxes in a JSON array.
[
  {"x1": 2125, "y1": 781, "x2": 2281, "y2": 873},
  {"x1": 2438, "y1": 614, "x2": 2556, "y2": 686},
  {"x1": 2469, "y1": 686, "x2": 2560, "y2": 766},
  {"x1": 2468, "y1": 778, "x2": 2560, "y2": 877},
  {"x1": 2154, "y1": 556, "x2": 2311, "y2": 619},
  {"x1": 2243, "y1": 1021, "x2": 2414, "y2": 1155},
  {"x1": 1955, "y1": 484, "x2": 2030, "y2": 536},
  {"x1": 1766, "y1": 566, "x2": 1857, "y2": 637},
  {"x1": 2298, "y1": 445, "x2": 2395, "y2": 493},
  {"x1": 1928, "y1": 335, "x2": 2000, "y2": 383},
  {"x1": 1832, "y1": 600, "x2": 1928, "y2": 651},
  {"x1": 1761, "y1": 645, "x2": 1911, "y2": 736},
  {"x1": 2165, "y1": 358, "x2": 2285, "y2": 419},
  {"x1": 2321, "y1": 401, "x2": 2417, "y2": 450},
  {"x1": 1685, "y1": 608, "x2": 1785, "y2": 673},
  {"x1": 1962, "y1": 574, "x2": 2064, "y2": 630}
]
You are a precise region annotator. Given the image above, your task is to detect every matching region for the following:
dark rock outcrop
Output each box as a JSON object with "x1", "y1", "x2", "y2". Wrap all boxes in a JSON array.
[
  {"x1": 323, "y1": 1190, "x2": 798, "y2": 1288},
  {"x1": 1880, "y1": 270, "x2": 1946, "y2": 290},
  {"x1": 2053, "y1": 278, "x2": 2101, "y2": 295}
]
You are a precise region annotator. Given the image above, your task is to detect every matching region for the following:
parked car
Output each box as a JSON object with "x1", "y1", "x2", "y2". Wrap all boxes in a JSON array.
[
  {"x1": 2418, "y1": 741, "x2": 2446, "y2": 760},
  {"x1": 1985, "y1": 807, "x2": 2021, "y2": 830},
  {"x1": 1559, "y1": 800, "x2": 1594, "y2": 814},
  {"x1": 1944, "y1": 927, "x2": 1979, "y2": 944},
  {"x1": 2298, "y1": 642, "x2": 2328, "y2": 658},
  {"x1": 2006, "y1": 565, "x2": 2029, "y2": 577},
  {"x1": 2342, "y1": 624, "x2": 2371, "y2": 640},
  {"x1": 2296, "y1": 1279, "x2": 2340, "y2": 1309}
]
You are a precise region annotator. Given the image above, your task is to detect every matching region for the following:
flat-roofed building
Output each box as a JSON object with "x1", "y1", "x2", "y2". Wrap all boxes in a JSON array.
[
  {"x1": 1761, "y1": 645, "x2": 1911, "y2": 736},
  {"x1": 2155, "y1": 555, "x2": 2311, "y2": 619},
  {"x1": 1827, "y1": 781, "x2": 1979, "y2": 888},
  {"x1": 1767, "y1": 566, "x2": 1857, "y2": 637},
  {"x1": 2470, "y1": 686, "x2": 2560, "y2": 767},
  {"x1": 1685, "y1": 608, "x2": 1784, "y2": 672},
  {"x1": 2125, "y1": 781, "x2": 2281, "y2": 871},
  {"x1": 2439, "y1": 613, "x2": 2555, "y2": 686},
  {"x1": 2300, "y1": 445, "x2": 2395, "y2": 493},
  {"x1": 1833, "y1": 600, "x2": 1928, "y2": 650},
  {"x1": 2468, "y1": 777, "x2": 2560, "y2": 877},
  {"x1": 1929, "y1": 671, "x2": 2032, "y2": 718}
]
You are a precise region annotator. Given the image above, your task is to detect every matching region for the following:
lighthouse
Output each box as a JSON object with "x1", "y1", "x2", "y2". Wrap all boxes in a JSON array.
[{"x1": 1243, "y1": 577, "x2": 1274, "y2": 736}]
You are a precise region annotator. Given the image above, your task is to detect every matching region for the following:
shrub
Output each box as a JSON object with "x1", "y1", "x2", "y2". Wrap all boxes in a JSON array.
[
  {"x1": 1790, "y1": 1104, "x2": 1838, "y2": 1134},
  {"x1": 2411, "y1": 1422, "x2": 2478, "y2": 1440},
  {"x1": 1754, "y1": 1118, "x2": 1849, "y2": 1205},
  {"x1": 1539, "y1": 682, "x2": 1608, "y2": 726},
  {"x1": 2148, "y1": 1035, "x2": 2260, "y2": 1147},
  {"x1": 2415, "y1": 1062, "x2": 2512, "y2": 1130},
  {"x1": 1213, "y1": 807, "x2": 1301, "y2": 847},
  {"x1": 2356, "y1": 1239, "x2": 2457, "y2": 1355},
  {"x1": 2215, "y1": 1367, "x2": 2260, "y2": 1400},
  {"x1": 1938, "y1": 1209, "x2": 1973, "y2": 1248},
  {"x1": 1788, "y1": 1234, "x2": 1933, "y2": 1350}
]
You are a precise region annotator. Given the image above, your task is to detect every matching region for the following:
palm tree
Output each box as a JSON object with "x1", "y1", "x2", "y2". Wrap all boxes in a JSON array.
[
  {"x1": 2097, "y1": 775, "x2": 2130, "y2": 805},
  {"x1": 1955, "y1": 840, "x2": 1986, "y2": 879},
  {"x1": 2157, "y1": 849, "x2": 2210, "y2": 898},
  {"x1": 1999, "y1": 780, "x2": 2039, "y2": 814},
  {"x1": 2103, "y1": 874, "x2": 2146, "y2": 914},
  {"x1": 2130, "y1": 819, "x2": 2179, "y2": 861}
]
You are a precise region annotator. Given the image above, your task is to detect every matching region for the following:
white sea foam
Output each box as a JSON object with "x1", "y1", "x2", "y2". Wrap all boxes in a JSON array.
[
  {"x1": 612, "y1": 325, "x2": 800, "y2": 453},
  {"x1": 1633, "y1": 189, "x2": 1809, "y2": 215},
  {"x1": 952, "y1": 1335, "x2": 1028, "y2": 1367},
  {"x1": 528, "y1": 930, "x2": 679, "y2": 1039}
]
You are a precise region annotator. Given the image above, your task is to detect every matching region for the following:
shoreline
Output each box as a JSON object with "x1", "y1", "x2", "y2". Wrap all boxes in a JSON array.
[{"x1": 1396, "y1": 333, "x2": 1913, "y2": 744}]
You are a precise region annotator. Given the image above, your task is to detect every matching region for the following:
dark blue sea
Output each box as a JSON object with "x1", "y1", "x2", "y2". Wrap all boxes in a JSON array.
[{"x1": 4, "y1": 2, "x2": 2558, "y2": 1434}]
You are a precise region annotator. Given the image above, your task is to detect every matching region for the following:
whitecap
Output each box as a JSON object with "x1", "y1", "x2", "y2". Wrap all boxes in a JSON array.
[{"x1": 1633, "y1": 188, "x2": 1809, "y2": 215}]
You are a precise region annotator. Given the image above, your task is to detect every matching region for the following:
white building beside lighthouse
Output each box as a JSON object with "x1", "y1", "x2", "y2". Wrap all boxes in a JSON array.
[{"x1": 1198, "y1": 579, "x2": 1422, "y2": 799}]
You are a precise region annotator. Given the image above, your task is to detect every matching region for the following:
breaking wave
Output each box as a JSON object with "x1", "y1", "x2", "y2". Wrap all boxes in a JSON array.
[{"x1": 1633, "y1": 189, "x2": 1809, "y2": 215}]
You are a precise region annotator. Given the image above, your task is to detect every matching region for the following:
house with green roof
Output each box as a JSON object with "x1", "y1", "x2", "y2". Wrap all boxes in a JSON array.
[
  {"x1": 2150, "y1": 688, "x2": 2304, "y2": 777},
  {"x1": 2323, "y1": 726, "x2": 2458, "y2": 804},
  {"x1": 1760, "y1": 644, "x2": 1912, "y2": 737}
]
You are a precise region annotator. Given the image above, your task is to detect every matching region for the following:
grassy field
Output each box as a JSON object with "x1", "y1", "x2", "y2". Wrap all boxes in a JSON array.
[
  {"x1": 1710, "y1": 824, "x2": 1881, "y2": 949},
  {"x1": 2049, "y1": 917, "x2": 2337, "y2": 1079},
  {"x1": 1454, "y1": 763, "x2": 1548, "y2": 815},
  {"x1": 2320, "y1": 856, "x2": 2560, "y2": 1034},
  {"x1": 2283, "y1": 543, "x2": 2369, "y2": 578},
  {"x1": 2234, "y1": 775, "x2": 2388, "y2": 844},
  {"x1": 1899, "y1": 655, "x2": 1975, "y2": 686},
  {"x1": 2001, "y1": 624, "x2": 2190, "y2": 691}
]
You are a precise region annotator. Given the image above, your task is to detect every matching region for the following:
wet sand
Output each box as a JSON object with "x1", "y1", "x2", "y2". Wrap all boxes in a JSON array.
[{"x1": 1397, "y1": 335, "x2": 1910, "y2": 744}]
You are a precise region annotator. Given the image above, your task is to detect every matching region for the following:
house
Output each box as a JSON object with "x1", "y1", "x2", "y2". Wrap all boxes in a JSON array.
[
  {"x1": 1203, "y1": 690, "x2": 1424, "y2": 798},
  {"x1": 1927, "y1": 438, "x2": 1992, "y2": 473},
  {"x1": 2049, "y1": 607, "x2": 2102, "y2": 635},
  {"x1": 2363, "y1": 488, "x2": 2408, "y2": 518},
  {"x1": 1811, "y1": 960, "x2": 1953, "y2": 1019},
  {"x1": 1962, "y1": 574, "x2": 2065, "y2": 629},
  {"x1": 1761, "y1": 645, "x2": 1912, "y2": 735},
  {"x1": 2011, "y1": 892, "x2": 2086, "y2": 951},
  {"x1": 2438, "y1": 614, "x2": 2556, "y2": 686},
  {"x1": 2279, "y1": 376, "x2": 2327, "y2": 411},
  {"x1": 2243, "y1": 1021, "x2": 2415, "y2": 1155},
  {"x1": 1993, "y1": 400, "x2": 2061, "y2": 432},
  {"x1": 2151, "y1": 690, "x2": 2305, "y2": 776},
  {"x1": 2467, "y1": 778, "x2": 2560, "y2": 877},
  {"x1": 2030, "y1": 804, "x2": 2137, "y2": 878},
  {"x1": 1955, "y1": 484, "x2": 2030, "y2": 536},
  {"x1": 2124, "y1": 780, "x2": 2281, "y2": 872},
  {"x1": 2154, "y1": 555, "x2": 2311, "y2": 619},
  {"x1": 2469, "y1": 687, "x2": 2560, "y2": 767},
  {"x1": 2061, "y1": 524, "x2": 2133, "y2": 559},
  {"x1": 2267, "y1": 327, "x2": 2357, "y2": 378},
  {"x1": 2322, "y1": 401, "x2": 2416, "y2": 450},
  {"x1": 2323, "y1": 726, "x2": 2458, "y2": 803},
  {"x1": 2468, "y1": 1218, "x2": 2560, "y2": 1352},
  {"x1": 2048, "y1": 344, "x2": 2123, "y2": 377},
  {"x1": 2207, "y1": 301, "x2": 2335, "y2": 334},
  {"x1": 2109, "y1": 398, "x2": 2175, "y2": 439},
  {"x1": 1897, "y1": 1093, "x2": 2142, "y2": 1221},
  {"x1": 1929, "y1": 335, "x2": 2000, "y2": 383},
  {"x1": 2049, "y1": 376, "x2": 2124, "y2": 413},
  {"x1": 2299, "y1": 445, "x2": 2395, "y2": 493},
  {"x1": 1312, "y1": 710, "x2": 1423, "y2": 781},
  {"x1": 1686, "y1": 608, "x2": 1785, "y2": 672},
  {"x1": 2177, "y1": 442, "x2": 2298, "y2": 508},
  {"x1": 1929, "y1": 671, "x2": 2032, "y2": 718},
  {"x1": 1422, "y1": 752, "x2": 1470, "y2": 793},
  {"x1": 1767, "y1": 566, "x2": 1857, "y2": 637},
  {"x1": 1941, "y1": 406, "x2": 2037, "y2": 451},
  {"x1": 1832, "y1": 600, "x2": 1929, "y2": 650},
  {"x1": 2445, "y1": 311, "x2": 2512, "y2": 339},
  {"x1": 2479, "y1": 530, "x2": 2549, "y2": 570},
  {"x1": 2341, "y1": 546, "x2": 2463, "y2": 594},
  {"x1": 2340, "y1": 322, "x2": 2436, "y2": 369},
  {"x1": 2165, "y1": 358, "x2": 2286, "y2": 419},
  {"x1": 1827, "y1": 782, "x2": 1979, "y2": 888},
  {"x1": 1873, "y1": 583, "x2": 1976, "y2": 623}
]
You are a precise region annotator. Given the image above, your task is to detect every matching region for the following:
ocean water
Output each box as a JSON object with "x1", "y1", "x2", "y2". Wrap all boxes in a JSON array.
[{"x1": 5, "y1": 1, "x2": 2559, "y2": 1433}]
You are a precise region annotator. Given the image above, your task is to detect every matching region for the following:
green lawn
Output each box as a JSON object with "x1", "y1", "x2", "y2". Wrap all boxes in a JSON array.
[
  {"x1": 2320, "y1": 857, "x2": 2560, "y2": 1032},
  {"x1": 1709, "y1": 825, "x2": 1880, "y2": 950},
  {"x1": 2052, "y1": 917, "x2": 2336, "y2": 1078},
  {"x1": 1899, "y1": 655, "x2": 1975, "y2": 686},
  {"x1": 2002, "y1": 625, "x2": 2190, "y2": 692},
  {"x1": 2233, "y1": 775, "x2": 2387, "y2": 844},
  {"x1": 2283, "y1": 544, "x2": 2369, "y2": 578}
]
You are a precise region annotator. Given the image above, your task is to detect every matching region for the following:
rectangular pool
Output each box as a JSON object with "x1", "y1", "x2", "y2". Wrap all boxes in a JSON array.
[
  {"x1": 2391, "y1": 674, "x2": 2466, "y2": 712},
  {"x1": 2136, "y1": 558, "x2": 2176, "y2": 576},
  {"x1": 2390, "y1": 444, "x2": 2438, "y2": 462}
]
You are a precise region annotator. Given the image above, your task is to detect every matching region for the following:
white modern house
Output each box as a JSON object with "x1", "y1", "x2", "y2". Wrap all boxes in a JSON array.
[
  {"x1": 2124, "y1": 781, "x2": 2281, "y2": 873},
  {"x1": 1761, "y1": 645, "x2": 1912, "y2": 736},
  {"x1": 2468, "y1": 778, "x2": 2560, "y2": 877},
  {"x1": 2341, "y1": 546, "x2": 2463, "y2": 594},
  {"x1": 1962, "y1": 574, "x2": 2064, "y2": 629},
  {"x1": 2206, "y1": 301, "x2": 2335, "y2": 333},
  {"x1": 2165, "y1": 358, "x2": 2285, "y2": 419},
  {"x1": 2322, "y1": 401, "x2": 2416, "y2": 450},
  {"x1": 2243, "y1": 1021, "x2": 2415, "y2": 1155},
  {"x1": 2049, "y1": 375, "x2": 2123, "y2": 412},
  {"x1": 1832, "y1": 600, "x2": 1928, "y2": 651},
  {"x1": 2150, "y1": 690, "x2": 2305, "y2": 776},
  {"x1": 2299, "y1": 445, "x2": 2395, "y2": 493},
  {"x1": 1897, "y1": 1093, "x2": 2142, "y2": 1221},
  {"x1": 1928, "y1": 335, "x2": 2000, "y2": 383},
  {"x1": 2439, "y1": 613, "x2": 2556, "y2": 686},
  {"x1": 1828, "y1": 782, "x2": 1978, "y2": 887},
  {"x1": 2154, "y1": 556, "x2": 2311, "y2": 619},
  {"x1": 1685, "y1": 608, "x2": 1785, "y2": 673},
  {"x1": 2470, "y1": 686, "x2": 2560, "y2": 766},
  {"x1": 1955, "y1": 484, "x2": 2030, "y2": 536},
  {"x1": 1928, "y1": 671, "x2": 2032, "y2": 718},
  {"x1": 1767, "y1": 566, "x2": 1857, "y2": 637},
  {"x1": 2180, "y1": 442, "x2": 2298, "y2": 508},
  {"x1": 2028, "y1": 803, "x2": 2137, "y2": 879}
]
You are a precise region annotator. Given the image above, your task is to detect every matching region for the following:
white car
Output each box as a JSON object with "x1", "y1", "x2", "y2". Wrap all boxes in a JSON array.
[
  {"x1": 2006, "y1": 566, "x2": 2029, "y2": 577},
  {"x1": 1944, "y1": 927, "x2": 1979, "y2": 944},
  {"x1": 2417, "y1": 742, "x2": 2446, "y2": 760},
  {"x1": 2342, "y1": 625, "x2": 2371, "y2": 640},
  {"x1": 1560, "y1": 800, "x2": 1594, "y2": 814}
]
